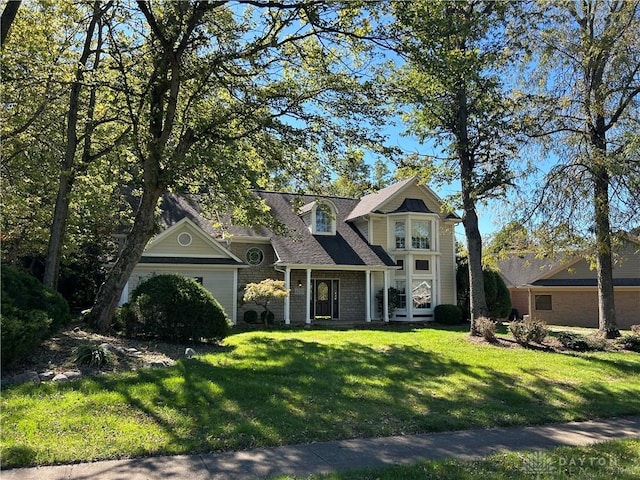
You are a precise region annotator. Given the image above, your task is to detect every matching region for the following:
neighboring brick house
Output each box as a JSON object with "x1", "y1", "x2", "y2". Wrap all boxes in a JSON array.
[
  {"x1": 120, "y1": 177, "x2": 461, "y2": 325},
  {"x1": 497, "y1": 241, "x2": 640, "y2": 330}
]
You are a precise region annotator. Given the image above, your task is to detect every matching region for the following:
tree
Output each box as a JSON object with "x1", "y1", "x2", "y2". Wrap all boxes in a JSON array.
[
  {"x1": 385, "y1": 0, "x2": 521, "y2": 335},
  {"x1": 243, "y1": 279, "x2": 290, "y2": 324},
  {"x1": 86, "y1": 1, "x2": 390, "y2": 331},
  {"x1": 520, "y1": 0, "x2": 640, "y2": 337},
  {"x1": 1, "y1": 0, "x2": 126, "y2": 283}
]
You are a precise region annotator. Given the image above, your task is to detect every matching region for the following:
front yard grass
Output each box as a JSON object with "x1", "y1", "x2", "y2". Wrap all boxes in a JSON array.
[{"x1": 2, "y1": 327, "x2": 640, "y2": 468}]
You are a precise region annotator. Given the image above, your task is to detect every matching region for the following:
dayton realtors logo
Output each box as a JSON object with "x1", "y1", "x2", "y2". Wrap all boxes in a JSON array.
[{"x1": 521, "y1": 451, "x2": 622, "y2": 478}]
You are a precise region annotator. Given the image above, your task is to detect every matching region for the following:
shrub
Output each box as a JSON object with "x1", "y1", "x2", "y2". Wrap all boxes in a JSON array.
[
  {"x1": 243, "y1": 309, "x2": 260, "y2": 324},
  {"x1": 1, "y1": 265, "x2": 69, "y2": 331},
  {"x1": 119, "y1": 274, "x2": 230, "y2": 343},
  {"x1": 557, "y1": 332, "x2": 607, "y2": 352},
  {"x1": 376, "y1": 287, "x2": 401, "y2": 318},
  {"x1": 619, "y1": 335, "x2": 640, "y2": 353},
  {"x1": 434, "y1": 304, "x2": 463, "y2": 325},
  {"x1": 1, "y1": 265, "x2": 70, "y2": 367},
  {"x1": 456, "y1": 261, "x2": 511, "y2": 320},
  {"x1": 75, "y1": 343, "x2": 115, "y2": 367},
  {"x1": 1, "y1": 308, "x2": 51, "y2": 367},
  {"x1": 630, "y1": 325, "x2": 640, "y2": 335},
  {"x1": 475, "y1": 317, "x2": 497, "y2": 342},
  {"x1": 509, "y1": 318, "x2": 549, "y2": 345}
]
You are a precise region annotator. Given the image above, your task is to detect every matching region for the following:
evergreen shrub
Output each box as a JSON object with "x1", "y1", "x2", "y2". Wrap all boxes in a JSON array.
[
  {"x1": 1, "y1": 265, "x2": 70, "y2": 366},
  {"x1": 119, "y1": 274, "x2": 230, "y2": 343},
  {"x1": 557, "y1": 332, "x2": 607, "y2": 352},
  {"x1": 434, "y1": 304, "x2": 463, "y2": 325}
]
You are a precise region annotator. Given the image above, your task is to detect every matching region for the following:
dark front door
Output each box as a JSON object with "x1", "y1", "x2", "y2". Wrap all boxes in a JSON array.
[
  {"x1": 312, "y1": 279, "x2": 340, "y2": 319},
  {"x1": 314, "y1": 280, "x2": 332, "y2": 317}
]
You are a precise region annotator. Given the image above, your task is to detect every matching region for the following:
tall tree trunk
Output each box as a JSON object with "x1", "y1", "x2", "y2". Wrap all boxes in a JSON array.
[
  {"x1": 593, "y1": 162, "x2": 619, "y2": 338},
  {"x1": 454, "y1": 81, "x2": 489, "y2": 335},
  {"x1": 87, "y1": 186, "x2": 164, "y2": 331},
  {"x1": 1, "y1": 0, "x2": 21, "y2": 47},
  {"x1": 43, "y1": 1, "x2": 105, "y2": 289}
]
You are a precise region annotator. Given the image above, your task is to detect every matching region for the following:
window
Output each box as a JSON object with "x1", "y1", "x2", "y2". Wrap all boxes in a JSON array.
[
  {"x1": 415, "y1": 259, "x2": 430, "y2": 271},
  {"x1": 177, "y1": 232, "x2": 192, "y2": 246},
  {"x1": 535, "y1": 295, "x2": 552, "y2": 310},
  {"x1": 412, "y1": 280, "x2": 432, "y2": 309},
  {"x1": 395, "y1": 221, "x2": 406, "y2": 249},
  {"x1": 411, "y1": 220, "x2": 431, "y2": 249},
  {"x1": 246, "y1": 247, "x2": 264, "y2": 266},
  {"x1": 313, "y1": 202, "x2": 335, "y2": 235},
  {"x1": 395, "y1": 280, "x2": 407, "y2": 309},
  {"x1": 396, "y1": 259, "x2": 404, "y2": 270}
]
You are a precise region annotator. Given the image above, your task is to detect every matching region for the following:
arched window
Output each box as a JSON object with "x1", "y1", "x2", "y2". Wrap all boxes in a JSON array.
[{"x1": 311, "y1": 201, "x2": 336, "y2": 235}]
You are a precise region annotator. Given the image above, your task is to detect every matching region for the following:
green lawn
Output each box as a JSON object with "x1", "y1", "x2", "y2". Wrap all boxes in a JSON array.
[
  {"x1": 278, "y1": 439, "x2": 640, "y2": 480},
  {"x1": 2, "y1": 326, "x2": 640, "y2": 468}
]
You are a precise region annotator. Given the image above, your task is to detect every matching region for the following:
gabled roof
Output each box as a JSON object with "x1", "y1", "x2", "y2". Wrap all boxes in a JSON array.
[
  {"x1": 345, "y1": 177, "x2": 415, "y2": 221},
  {"x1": 254, "y1": 191, "x2": 396, "y2": 267},
  {"x1": 157, "y1": 190, "x2": 397, "y2": 269},
  {"x1": 497, "y1": 253, "x2": 566, "y2": 287}
]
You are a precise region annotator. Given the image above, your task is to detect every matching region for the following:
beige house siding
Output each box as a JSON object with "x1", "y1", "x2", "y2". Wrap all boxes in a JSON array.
[
  {"x1": 529, "y1": 288, "x2": 639, "y2": 330},
  {"x1": 370, "y1": 216, "x2": 387, "y2": 247},
  {"x1": 145, "y1": 222, "x2": 227, "y2": 258},
  {"x1": 128, "y1": 265, "x2": 236, "y2": 320},
  {"x1": 509, "y1": 289, "x2": 529, "y2": 316},
  {"x1": 439, "y1": 223, "x2": 456, "y2": 305}
]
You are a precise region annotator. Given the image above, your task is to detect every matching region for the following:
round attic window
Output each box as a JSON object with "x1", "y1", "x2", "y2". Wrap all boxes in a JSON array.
[
  {"x1": 177, "y1": 232, "x2": 192, "y2": 247},
  {"x1": 246, "y1": 247, "x2": 264, "y2": 266}
]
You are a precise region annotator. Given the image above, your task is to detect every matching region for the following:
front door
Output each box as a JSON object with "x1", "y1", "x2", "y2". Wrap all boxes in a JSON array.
[{"x1": 312, "y1": 279, "x2": 339, "y2": 319}]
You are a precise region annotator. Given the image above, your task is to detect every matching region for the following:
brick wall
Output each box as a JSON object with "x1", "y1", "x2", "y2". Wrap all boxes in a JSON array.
[{"x1": 530, "y1": 288, "x2": 639, "y2": 330}]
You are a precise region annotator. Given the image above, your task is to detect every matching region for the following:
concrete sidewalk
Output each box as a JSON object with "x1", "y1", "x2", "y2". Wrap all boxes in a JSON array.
[{"x1": 2, "y1": 416, "x2": 639, "y2": 480}]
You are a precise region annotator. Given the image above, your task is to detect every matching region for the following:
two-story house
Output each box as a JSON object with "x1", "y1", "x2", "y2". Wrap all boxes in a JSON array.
[{"x1": 121, "y1": 177, "x2": 460, "y2": 324}]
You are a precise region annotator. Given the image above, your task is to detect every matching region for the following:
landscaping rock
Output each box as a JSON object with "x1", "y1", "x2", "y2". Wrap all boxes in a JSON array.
[
  {"x1": 52, "y1": 373, "x2": 69, "y2": 382},
  {"x1": 185, "y1": 348, "x2": 196, "y2": 358},
  {"x1": 38, "y1": 371, "x2": 56, "y2": 382},
  {"x1": 63, "y1": 370, "x2": 82, "y2": 380},
  {"x1": 100, "y1": 343, "x2": 127, "y2": 356},
  {"x1": 145, "y1": 361, "x2": 168, "y2": 368},
  {"x1": 12, "y1": 371, "x2": 41, "y2": 385}
]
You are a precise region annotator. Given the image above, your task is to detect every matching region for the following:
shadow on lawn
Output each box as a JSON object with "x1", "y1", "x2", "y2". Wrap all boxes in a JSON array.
[
  {"x1": 89, "y1": 336, "x2": 640, "y2": 453},
  {"x1": 3, "y1": 332, "x2": 640, "y2": 469}
]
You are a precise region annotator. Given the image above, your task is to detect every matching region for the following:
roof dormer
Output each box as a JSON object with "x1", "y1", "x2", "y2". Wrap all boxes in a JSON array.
[{"x1": 299, "y1": 200, "x2": 337, "y2": 236}]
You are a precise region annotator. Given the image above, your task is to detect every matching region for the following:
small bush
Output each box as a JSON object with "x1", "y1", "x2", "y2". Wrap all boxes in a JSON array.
[
  {"x1": 509, "y1": 318, "x2": 549, "y2": 345},
  {"x1": 75, "y1": 344, "x2": 115, "y2": 367},
  {"x1": 557, "y1": 332, "x2": 607, "y2": 352},
  {"x1": 475, "y1": 317, "x2": 497, "y2": 342},
  {"x1": 434, "y1": 304, "x2": 463, "y2": 325},
  {"x1": 630, "y1": 325, "x2": 640, "y2": 335},
  {"x1": 260, "y1": 309, "x2": 275, "y2": 325},
  {"x1": 1, "y1": 308, "x2": 51, "y2": 367},
  {"x1": 619, "y1": 335, "x2": 640, "y2": 353},
  {"x1": 1, "y1": 265, "x2": 69, "y2": 331},
  {"x1": 1, "y1": 265, "x2": 70, "y2": 367},
  {"x1": 243, "y1": 309, "x2": 259, "y2": 324},
  {"x1": 118, "y1": 274, "x2": 230, "y2": 343}
]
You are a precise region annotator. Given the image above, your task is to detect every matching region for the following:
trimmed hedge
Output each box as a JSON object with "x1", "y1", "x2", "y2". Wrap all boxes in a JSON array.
[
  {"x1": 434, "y1": 304, "x2": 463, "y2": 325},
  {"x1": 1, "y1": 265, "x2": 70, "y2": 367},
  {"x1": 117, "y1": 274, "x2": 230, "y2": 343}
]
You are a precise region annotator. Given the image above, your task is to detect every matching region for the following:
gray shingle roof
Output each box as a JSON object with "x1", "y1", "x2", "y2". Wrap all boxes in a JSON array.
[
  {"x1": 158, "y1": 190, "x2": 396, "y2": 268},
  {"x1": 496, "y1": 253, "x2": 565, "y2": 286},
  {"x1": 345, "y1": 177, "x2": 415, "y2": 221},
  {"x1": 255, "y1": 191, "x2": 396, "y2": 267}
]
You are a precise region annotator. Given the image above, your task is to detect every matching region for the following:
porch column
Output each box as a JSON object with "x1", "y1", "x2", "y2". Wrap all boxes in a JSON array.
[
  {"x1": 284, "y1": 266, "x2": 291, "y2": 325},
  {"x1": 365, "y1": 270, "x2": 372, "y2": 322},
  {"x1": 383, "y1": 270, "x2": 389, "y2": 322},
  {"x1": 306, "y1": 268, "x2": 312, "y2": 324},
  {"x1": 232, "y1": 269, "x2": 238, "y2": 325}
]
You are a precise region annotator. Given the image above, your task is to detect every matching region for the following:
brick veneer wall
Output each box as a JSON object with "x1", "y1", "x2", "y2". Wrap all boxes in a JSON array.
[{"x1": 531, "y1": 289, "x2": 639, "y2": 330}]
